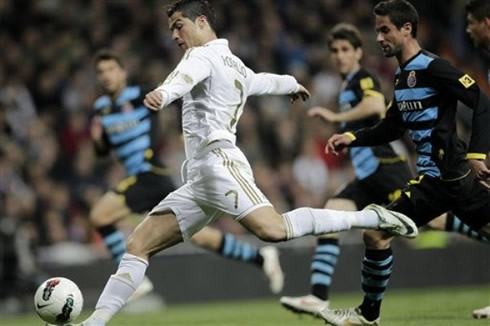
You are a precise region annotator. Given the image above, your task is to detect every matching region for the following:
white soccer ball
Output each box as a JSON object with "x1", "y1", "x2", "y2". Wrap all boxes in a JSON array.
[{"x1": 34, "y1": 277, "x2": 83, "y2": 325}]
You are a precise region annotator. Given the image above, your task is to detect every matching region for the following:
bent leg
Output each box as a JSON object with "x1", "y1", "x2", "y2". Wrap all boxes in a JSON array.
[
  {"x1": 191, "y1": 226, "x2": 264, "y2": 266},
  {"x1": 126, "y1": 211, "x2": 183, "y2": 259},
  {"x1": 90, "y1": 191, "x2": 132, "y2": 262},
  {"x1": 85, "y1": 212, "x2": 183, "y2": 325},
  {"x1": 358, "y1": 230, "x2": 395, "y2": 322},
  {"x1": 90, "y1": 191, "x2": 131, "y2": 227},
  {"x1": 240, "y1": 206, "x2": 288, "y2": 242},
  {"x1": 240, "y1": 203, "x2": 408, "y2": 242},
  {"x1": 427, "y1": 212, "x2": 488, "y2": 242},
  {"x1": 190, "y1": 226, "x2": 223, "y2": 251}
]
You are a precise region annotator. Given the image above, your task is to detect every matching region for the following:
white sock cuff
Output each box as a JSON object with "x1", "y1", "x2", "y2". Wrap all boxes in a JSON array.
[
  {"x1": 121, "y1": 253, "x2": 149, "y2": 266},
  {"x1": 282, "y1": 208, "x2": 316, "y2": 239},
  {"x1": 281, "y1": 213, "x2": 293, "y2": 240}
]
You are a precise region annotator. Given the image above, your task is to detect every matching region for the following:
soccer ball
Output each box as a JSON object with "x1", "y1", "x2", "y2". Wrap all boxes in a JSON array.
[{"x1": 34, "y1": 277, "x2": 83, "y2": 325}]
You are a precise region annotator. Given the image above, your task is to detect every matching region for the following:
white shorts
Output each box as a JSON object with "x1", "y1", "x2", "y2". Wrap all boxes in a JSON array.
[{"x1": 149, "y1": 145, "x2": 271, "y2": 240}]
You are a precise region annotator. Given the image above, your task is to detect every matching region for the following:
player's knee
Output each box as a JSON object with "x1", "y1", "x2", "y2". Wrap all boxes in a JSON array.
[
  {"x1": 126, "y1": 233, "x2": 147, "y2": 258},
  {"x1": 88, "y1": 208, "x2": 104, "y2": 227},
  {"x1": 425, "y1": 214, "x2": 446, "y2": 231},
  {"x1": 253, "y1": 224, "x2": 285, "y2": 243},
  {"x1": 363, "y1": 230, "x2": 392, "y2": 249}
]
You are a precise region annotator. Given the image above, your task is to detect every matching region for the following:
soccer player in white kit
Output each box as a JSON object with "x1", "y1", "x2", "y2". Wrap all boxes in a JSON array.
[{"x1": 61, "y1": 1, "x2": 418, "y2": 325}]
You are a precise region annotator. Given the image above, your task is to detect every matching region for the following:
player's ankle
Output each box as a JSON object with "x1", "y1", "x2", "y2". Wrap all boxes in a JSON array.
[
  {"x1": 90, "y1": 309, "x2": 112, "y2": 323},
  {"x1": 359, "y1": 301, "x2": 381, "y2": 321}
]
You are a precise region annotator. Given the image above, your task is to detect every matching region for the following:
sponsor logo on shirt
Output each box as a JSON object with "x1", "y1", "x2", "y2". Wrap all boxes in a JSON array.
[{"x1": 398, "y1": 100, "x2": 423, "y2": 111}]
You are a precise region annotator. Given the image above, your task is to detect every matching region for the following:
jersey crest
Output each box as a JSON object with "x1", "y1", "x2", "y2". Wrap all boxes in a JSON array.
[{"x1": 407, "y1": 70, "x2": 417, "y2": 88}]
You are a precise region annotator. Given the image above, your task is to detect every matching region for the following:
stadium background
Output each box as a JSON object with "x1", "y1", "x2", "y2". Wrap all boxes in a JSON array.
[{"x1": 0, "y1": 0, "x2": 489, "y2": 323}]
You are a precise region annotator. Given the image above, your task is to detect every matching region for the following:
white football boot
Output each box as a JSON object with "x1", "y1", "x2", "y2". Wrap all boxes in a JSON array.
[
  {"x1": 280, "y1": 294, "x2": 328, "y2": 316},
  {"x1": 45, "y1": 320, "x2": 104, "y2": 326},
  {"x1": 472, "y1": 306, "x2": 490, "y2": 319},
  {"x1": 365, "y1": 204, "x2": 418, "y2": 238},
  {"x1": 260, "y1": 246, "x2": 285, "y2": 294},
  {"x1": 320, "y1": 307, "x2": 380, "y2": 326}
]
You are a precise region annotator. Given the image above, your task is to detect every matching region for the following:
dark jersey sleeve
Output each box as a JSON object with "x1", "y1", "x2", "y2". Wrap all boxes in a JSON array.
[
  {"x1": 91, "y1": 112, "x2": 111, "y2": 157},
  {"x1": 356, "y1": 71, "x2": 384, "y2": 100},
  {"x1": 349, "y1": 100, "x2": 406, "y2": 147},
  {"x1": 428, "y1": 58, "x2": 490, "y2": 159}
]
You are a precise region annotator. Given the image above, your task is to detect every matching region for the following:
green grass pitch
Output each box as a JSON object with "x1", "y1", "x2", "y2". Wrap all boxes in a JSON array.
[{"x1": 2, "y1": 286, "x2": 489, "y2": 325}]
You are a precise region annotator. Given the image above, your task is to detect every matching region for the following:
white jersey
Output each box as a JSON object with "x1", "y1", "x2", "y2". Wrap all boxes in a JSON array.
[{"x1": 156, "y1": 38, "x2": 300, "y2": 159}]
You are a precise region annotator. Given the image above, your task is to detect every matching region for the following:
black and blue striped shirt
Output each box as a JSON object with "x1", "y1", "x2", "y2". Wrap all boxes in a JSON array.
[
  {"x1": 93, "y1": 86, "x2": 163, "y2": 176},
  {"x1": 349, "y1": 50, "x2": 490, "y2": 180},
  {"x1": 339, "y1": 68, "x2": 402, "y2": 180}
]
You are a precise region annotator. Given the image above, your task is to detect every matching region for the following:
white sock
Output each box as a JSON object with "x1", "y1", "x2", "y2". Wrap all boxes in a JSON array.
[
  {"x1": 89, "y1": 253, "x2": 148, "y2": 323},
  {"x1": 282, "y1": 207, "x2": 378, "y2": 239}
]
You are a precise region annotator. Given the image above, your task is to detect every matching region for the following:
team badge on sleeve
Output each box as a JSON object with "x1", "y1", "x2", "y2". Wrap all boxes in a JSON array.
[
  {"x1": 407, "y1": 71, "x2": 417, "y2": 88},
  {"x1": 458, "y1": 74, "x2": 475, "y2": 88},
  {"x1": 360, "y1": 77, "x2": 374, "y2": 90}
]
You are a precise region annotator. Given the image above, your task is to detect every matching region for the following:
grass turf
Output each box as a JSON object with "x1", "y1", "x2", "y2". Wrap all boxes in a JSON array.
[{"x1": 2, "y1": 285, "x2": 489, "y2": 325}]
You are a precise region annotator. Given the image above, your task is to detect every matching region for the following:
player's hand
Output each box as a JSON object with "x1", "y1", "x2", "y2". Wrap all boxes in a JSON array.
[
  {"x1": 468, "y1": 159, "x2": 490, "y2": 190},
  {"x1": 308, "y1": 106, "x2": 338, "y2": 122},
  {"x1": 325, "y1": 133, "x2": 352, "y2": 155},
  {"x1": 90, "y1": 116, "x2": 103, "y2": 141},
  {"x1": 144, "y1": 90, "x2": 163, "y2": 111},
  {"x1": 290, "y1": 84, "x2": 311, "y2": 103}
]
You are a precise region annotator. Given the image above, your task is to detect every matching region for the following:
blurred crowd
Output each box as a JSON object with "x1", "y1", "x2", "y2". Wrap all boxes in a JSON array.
[{"x1": 0, "y1": 0, "x2": 487, "y2": 284}]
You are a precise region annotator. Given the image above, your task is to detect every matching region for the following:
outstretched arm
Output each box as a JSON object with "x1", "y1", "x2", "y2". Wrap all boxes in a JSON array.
[
  {"x1": 309, "y1": 95, "x2": 385, "y2": 123},
  {"x1": 325, "y1": 100, "x2": 406, "y2": 154},
  {"x1": 246, "y1": 69, "x2": 310, "y2": 101}
]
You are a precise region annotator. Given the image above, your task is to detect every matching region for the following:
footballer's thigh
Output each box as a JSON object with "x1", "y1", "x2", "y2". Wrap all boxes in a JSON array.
[
  {"x1": 126, "y1": 211, "x2": 183, "y2": 260},
  {"x1": 240, "y1": 206, "x2": 287, "y2": 242},
  {"x1": 190, "y1": 226, "x2": 223, "y2": 250},
  {"x1": 318, "y1": 198, "x2": 358, "y2": 240},
  {"x1": 425, "y1": 213, "x2": 448, "y2": 230},
  {"x1": 195, "y1": 147, "x2": 283, "y2": 241},
  {"x1": 451, "y1": 175, "x2": 490, "y2": 237},
  {"x1": 89, "y1": 191, "x2": 131, "y2": 227}
]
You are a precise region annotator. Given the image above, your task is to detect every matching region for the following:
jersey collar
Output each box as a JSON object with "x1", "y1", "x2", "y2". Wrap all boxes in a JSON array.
[
  {"x1": 400, "y1": 50, "x2": 423, "y2": 70},
  {"x1": 203, "y1": 38, "x2": 228, "y2": 47}
]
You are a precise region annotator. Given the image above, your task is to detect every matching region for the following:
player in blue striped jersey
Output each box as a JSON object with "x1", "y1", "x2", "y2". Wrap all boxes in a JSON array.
[
  {"x1": 89, "y1": 49, "x2": 284, "y2": 301},
  {"x1": 321, "y1": 1, "x2": 490, "y2": 325},
  {"x1": 281, "y1": 22, "x2": 487, "y2": 319},
  {"x1": 280, "y1": 23, "x2": 412, "y2": 317}
]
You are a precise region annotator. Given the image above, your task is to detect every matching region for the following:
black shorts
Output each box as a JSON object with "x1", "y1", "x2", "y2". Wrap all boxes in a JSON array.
[
  {"x1": 333, "y1": 162, "x2": 413, "y2": 209},
  {"x1": 113, "y1": 171, "x2": 176, "y2": 214},
  {"x1": 387, "y1": 172, "x2": 490, "y2": 229}
]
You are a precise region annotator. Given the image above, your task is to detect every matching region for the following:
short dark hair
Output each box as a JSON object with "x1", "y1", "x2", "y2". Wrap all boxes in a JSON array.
[
  {"x1": 374, "y1": 0, "x2": 419, "y2": 38},
  {"x1": 328, "y1": 23, "x2": 363, "y2": 49},
  {"x1": 93, "y1": 49, "x2": 124, "y2": 68},
  {"x1": 167, "y1": 0, "x2": 217, "y2": 32},
  {"x1": 466, "y1": 0, "x2": 490, "y2": 21}
]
